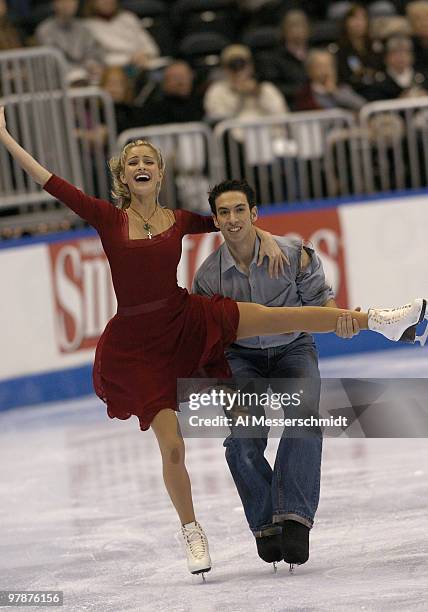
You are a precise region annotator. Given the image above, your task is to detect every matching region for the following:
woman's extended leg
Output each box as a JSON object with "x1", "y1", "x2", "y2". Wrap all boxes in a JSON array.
[
  {"x1": 236, "y1": 304, "x2": 368, "y2": 340},
  {"x1": 151, "y1": 408, "x2": 195, "y2": 524}
]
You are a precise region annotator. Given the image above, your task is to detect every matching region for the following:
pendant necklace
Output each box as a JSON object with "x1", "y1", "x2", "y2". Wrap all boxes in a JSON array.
[{"x1": 129, "y1": 203, "x2": 158, "y2": 239}]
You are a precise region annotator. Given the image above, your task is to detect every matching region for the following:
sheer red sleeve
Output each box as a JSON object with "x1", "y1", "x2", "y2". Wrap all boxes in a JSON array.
[
  {"x1": 175, "y1": 209, "x2": 218, "y2": 235},
  {"x1": 43, "y1": 174, "x2": 120, "y2": 232}
]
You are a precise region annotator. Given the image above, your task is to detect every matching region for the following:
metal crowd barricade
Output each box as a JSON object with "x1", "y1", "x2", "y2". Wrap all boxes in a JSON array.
[
  {"x1": 0, "y1": 47, "x2": 83, "y2": 209},
  {"x1": 359, "y1": 97, "x2": 428, "y2": 193},
  {"x1": 116, "y1": 123, "x2": 221, "y2": 212},
  {"x1": 214, "y1": 110, "x2": 359, "y2": 205},
  {"x1": 68, "y1": 87, "x2": 117, "y2": 201}
]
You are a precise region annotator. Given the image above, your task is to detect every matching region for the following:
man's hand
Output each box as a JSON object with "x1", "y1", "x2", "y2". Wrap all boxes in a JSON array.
[{"x1": 335, "y1": 307, "x2": 361, "y2": 338}]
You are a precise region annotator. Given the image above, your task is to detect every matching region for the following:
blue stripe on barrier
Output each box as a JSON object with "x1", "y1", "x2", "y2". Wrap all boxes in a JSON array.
[
  {"x1": 257, "y1": 187, "x2": 428, "y2": 216},
  {"x1": 1, "y1": 187, "x2": 428, "y2": 252},
  {"x1": 0, "y1": 227, "x2": 97, "y2": 250},
  {"x1": 0, "y1": 333, "x2": 417, "y2": 411},
  {"x1": 0, "y1": 364, "x2": 94, "y2": 411}
]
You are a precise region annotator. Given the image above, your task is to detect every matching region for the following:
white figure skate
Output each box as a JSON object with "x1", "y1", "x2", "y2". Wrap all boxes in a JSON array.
[
  {"x1": 368, "y1": 298, "x2": 427, "y2": 343},
  {"x1": 181, "y1": 521, "x2": 211, "y2": 580}
]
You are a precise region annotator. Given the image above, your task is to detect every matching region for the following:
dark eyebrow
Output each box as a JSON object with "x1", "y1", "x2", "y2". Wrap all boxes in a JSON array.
[
  {"x1": 127, "y1": 155, "x2": 155, "y2": 162},
  {"x1": 218, "y1": 203, "x2": 247, "y2": 211}
]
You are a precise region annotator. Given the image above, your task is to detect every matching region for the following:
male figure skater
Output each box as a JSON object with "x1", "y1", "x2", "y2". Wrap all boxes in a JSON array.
[{"x1": 192, "y1": 179, "x2": 360, "y2": 569}]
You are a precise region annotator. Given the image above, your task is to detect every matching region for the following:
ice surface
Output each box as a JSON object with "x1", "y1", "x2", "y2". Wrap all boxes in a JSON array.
[{"x1": 1, "y1": 349, "x2": 427, "y2": 611}]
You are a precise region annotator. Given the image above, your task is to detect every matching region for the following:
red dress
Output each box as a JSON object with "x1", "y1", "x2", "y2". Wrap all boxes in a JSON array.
[{"x1": 44, "y1": 175, "x2": 240, "y2": 430}]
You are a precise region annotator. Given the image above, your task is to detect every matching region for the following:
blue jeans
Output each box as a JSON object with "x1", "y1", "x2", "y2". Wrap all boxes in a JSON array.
[{"x1": 223, "y1": 334, "x2": 322, "y2": 535}]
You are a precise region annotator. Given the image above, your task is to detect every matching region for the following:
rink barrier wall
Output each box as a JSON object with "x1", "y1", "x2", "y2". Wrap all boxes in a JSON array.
[{"x1": 1, "y1": 189, "x2": 427, "y2": 411}]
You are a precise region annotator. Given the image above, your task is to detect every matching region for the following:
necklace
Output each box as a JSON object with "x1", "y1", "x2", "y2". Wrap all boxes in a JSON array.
[{"x1": 128, "y1": 203, "x2": 158, "y2": 239}]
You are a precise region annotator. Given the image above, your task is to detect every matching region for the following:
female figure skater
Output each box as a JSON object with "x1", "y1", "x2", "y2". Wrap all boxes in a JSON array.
[{"x1": 0, "y1": 105, "x2": 425, "y2": 578}]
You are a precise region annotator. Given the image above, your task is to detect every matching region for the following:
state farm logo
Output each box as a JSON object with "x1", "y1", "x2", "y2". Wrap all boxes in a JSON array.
[{"x1": 48, "y1": 237, "x2": 116, "y2": 353}]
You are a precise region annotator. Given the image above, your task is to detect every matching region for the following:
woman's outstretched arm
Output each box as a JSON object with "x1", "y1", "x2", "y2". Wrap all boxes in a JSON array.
[
  {"x1": 0, "y1": 106, "x2": 119, "y2": 230},
  {"x1": 0, "y1": 106, "x2": 52, "y2": 186}
]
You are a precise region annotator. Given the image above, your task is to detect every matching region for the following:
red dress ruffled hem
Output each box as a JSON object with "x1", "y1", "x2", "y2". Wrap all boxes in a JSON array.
[{"x1": 92, "y1": 290, "x2": 240, "y2": 431}]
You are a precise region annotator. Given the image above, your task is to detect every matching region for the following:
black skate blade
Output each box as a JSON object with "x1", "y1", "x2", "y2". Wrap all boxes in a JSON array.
[
  {"x1": 191, "y1": 566, "x2": 211, "y2": 575},
  {"x1": 399, "y1": 299, "x2": 428, "y2": 344},
  {"x1": 418, "y1": 299, "x2": 427, "y2": 323},
  {"x1": 399, "y1": 324, "x2": 417, "y2": 343}
]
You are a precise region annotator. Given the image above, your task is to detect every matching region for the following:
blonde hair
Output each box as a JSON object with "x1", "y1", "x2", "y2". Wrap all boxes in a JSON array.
[{"x1": 108, "y1": 140, "x2": 165, "y2": 209}]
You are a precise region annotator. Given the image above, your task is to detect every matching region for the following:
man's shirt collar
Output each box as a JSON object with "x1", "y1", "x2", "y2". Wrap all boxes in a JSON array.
[{"x1": 220, "y1": 235, "x2": 260, "y2": 274}]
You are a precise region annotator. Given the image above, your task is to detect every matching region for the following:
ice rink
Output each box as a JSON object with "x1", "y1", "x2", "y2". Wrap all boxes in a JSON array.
[{"x1": 1, "y1": 348, "x2": 427, "y2": 612}]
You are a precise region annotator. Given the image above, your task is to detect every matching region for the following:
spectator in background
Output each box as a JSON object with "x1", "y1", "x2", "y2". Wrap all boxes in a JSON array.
[
  {"x1": 140, "y1": 61, "x2": 204, "y2": 126},
  {"x1": 73, "y1": 66, "x2": 137, "y2": 151},
  {"x1": 365, "y1": 36, "x2": 428, "y2": 101},
  {"x1": 100, "y1": 66, "x2": 139, "y2": 134},
  {"x1": 294, "y1": 49, "x2": 366, "y2": 111},
  {"x1": 82, "y1": 0, "x2": 159, "y2": 72},
  {"x1": 0, "y1": 0, "x2": 23, "y2": 51},
  {"x1": 204, "y1": 45, "x2": 288, "y2": 125},
  {"x1": 336, "y1": 3, "x2": 383, "y2": 97},
  {"x1": 261, "y1": 9, "x2": 312, "y2": 106},
  {"x1": 36, "y1": 0, "x2": 104, "y2": 85},
  {"x1": 406, "y1": 0, "x2": 428, "y2": 78}
]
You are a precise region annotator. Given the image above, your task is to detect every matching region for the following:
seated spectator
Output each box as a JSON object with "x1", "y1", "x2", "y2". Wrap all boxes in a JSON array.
[
  {"x1": 204, "y1": 44, "x2": 288, "y2": 124},
  {"x1": 336, "y1": 3, "x2": 383, "y2": 96},
  {"x1": 0, "y1": 0, "x2": 23, "y2": 51},
  {"x1": 406, "y1": 0, "x2": 428, "y2": 78},
  {"x1": 100, "y1": 66, "x2": 139, "y2": 134},
  {"x1": 82, "y1": 0, "x2": 159, "y2": 71},
  {"x1": 139, "y1": 61, "x2": 205, "y2": 126},
  {"x1": 260, "y1": 9, "x2": 312, "y2": 106},
  {"x1": 36, "y1": 0, "x2": 103, "y2": 85},
  {"x1": 365, "y1": 36, "x2": 428, "y2": 101},
  {"x1": 73, "y1": 66, "x2": 137, "y2": 150},
  {"x1": 294, "y1": 49, "x2": 366, "y2": 111}
]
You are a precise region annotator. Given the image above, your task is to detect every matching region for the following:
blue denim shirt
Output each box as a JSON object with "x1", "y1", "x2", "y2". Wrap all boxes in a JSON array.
[{"x1": 191, "y1": 235, "x2": 334, "y2": 349}]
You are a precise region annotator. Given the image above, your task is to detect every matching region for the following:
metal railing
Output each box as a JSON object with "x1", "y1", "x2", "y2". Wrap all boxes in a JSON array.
[
  {"x1": 359, "y1": 97, "x2": 428, "y2": 193},
  {"x1": 214, "y1": 110, "x2": 357, "y2": 204},
  {"x1": 3, "y1": 47, "x2": 428, "y2": 225},
  {"x1": 116, "y1": 122, "x2": 221, "y2": 212},
  {"x1": 0, "y1": 48, "x2": 83, "y2": 210},
  {"x1": 68, "y1": 86, "x2": 117, "y2": 202}
]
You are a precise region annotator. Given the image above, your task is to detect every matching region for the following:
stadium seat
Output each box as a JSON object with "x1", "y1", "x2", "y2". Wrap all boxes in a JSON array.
[
  {"x1": 309, "y1": 21, "x2": 341, "y2": 47},
  {"x1": 368, "y1": 1, "x2": 397, "y2": 17},
  {"x1": 121, "y1": 0, "x2": 174, "y2": 55},
  {"x1": 178, "y1": 31, "x2": 230, "y2": 69},
  {"x1": 242, "y1": 26, "x2": 280, "y2": 54},
  {"x1": 16, "y1": 1, "x2": 54, "y2": 36},
  {"x1": 327, "y1": 1, "x2": 353, "y2": 20},
  {"x1": 172, "y1": 0, "x2": 238, "y2": 40}
]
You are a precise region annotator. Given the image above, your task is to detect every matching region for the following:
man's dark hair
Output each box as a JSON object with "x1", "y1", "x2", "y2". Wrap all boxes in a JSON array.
[{"x1": 208, "y1": 179, "x2": 256, "y2": 215}]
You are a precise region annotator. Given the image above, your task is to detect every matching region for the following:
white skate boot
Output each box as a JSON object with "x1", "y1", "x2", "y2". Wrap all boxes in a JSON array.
[
  {"x1": 368, "y1": 298, "x2": 427, "y2": 342},
  {"x1": 181, "y1": 521, "x2": 211, "y2": 579}
]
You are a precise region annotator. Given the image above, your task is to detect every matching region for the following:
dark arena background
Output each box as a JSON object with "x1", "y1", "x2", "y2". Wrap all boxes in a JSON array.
[{"x1": 1, "y1": 0, "x2": 428, "y2": 610}]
